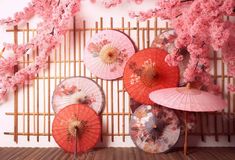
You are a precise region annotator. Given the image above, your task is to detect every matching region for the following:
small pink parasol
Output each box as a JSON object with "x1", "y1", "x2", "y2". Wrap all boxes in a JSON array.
[
  {"x1": 149, "y1": 84, "x2": 227, "y2": 112},
  {"x1": 84, "y1": 30, "x2": 135, "y2": 80}
]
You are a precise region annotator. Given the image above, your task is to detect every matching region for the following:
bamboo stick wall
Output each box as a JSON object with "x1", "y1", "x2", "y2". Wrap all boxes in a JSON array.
[{"x1": 3, "y1": 17, "x2": 235, "y2": 144}]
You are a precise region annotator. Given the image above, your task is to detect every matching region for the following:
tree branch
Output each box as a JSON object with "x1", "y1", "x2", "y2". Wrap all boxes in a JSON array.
[{"x1": 181, "y1": 0, "x2": 194, "y2": 2}]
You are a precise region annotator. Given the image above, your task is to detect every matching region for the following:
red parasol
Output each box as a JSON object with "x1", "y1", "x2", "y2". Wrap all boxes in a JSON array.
[
  {"x1": 52, "y1": 104, "x2": 101, "y2": 154},
  {"x1": 123, "y1": 48, "x2": 179, "y2": 104}
]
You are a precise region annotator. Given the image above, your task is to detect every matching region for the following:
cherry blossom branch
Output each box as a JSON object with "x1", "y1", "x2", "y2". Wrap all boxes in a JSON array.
[
  {"x1": 0, "y1": 3, "x2": 35, "y2": 26},
  {"x1": 0, "y1": 0, "x2": 80, "y2": 102},
  {"x1": 0, "y1": 0, "x2": 65, "y2": 26}
]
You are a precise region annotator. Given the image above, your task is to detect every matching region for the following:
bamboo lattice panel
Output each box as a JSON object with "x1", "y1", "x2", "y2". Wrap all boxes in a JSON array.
[{"x1": 4, "y1": 17, "x2": 235, "y2": 144}]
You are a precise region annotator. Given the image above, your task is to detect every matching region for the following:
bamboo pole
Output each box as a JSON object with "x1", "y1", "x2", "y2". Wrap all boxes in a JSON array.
[
  {"x1": 147, "y1": 20, "x2": 150, "y2": 48},
  {"x1": 4, "y1": 132, "x2": 131, "y2": 137},
  {"x1": 64, "y1": 33, "x2": 67, "y2": 79},
  {"x1": 73, "y1": 17, "x2": 77, "y2": 76},
  {"x1": 128, "y1": 21, "x2": 131, "y2": 122},
  {"x1": 26, "y1": 23, "x2": 30, "y2": 141},
  {"x1": 83, "y1": 20, "x2": 86, "y2": 76},
  {"x1": 110, "y1": 17, "x2": 114, "y2": 142},
  {"x1": 227, "y1": 77, "x2": 231, "y2": 142},
  {"x1": 13, "y1": 25, "x2": 19, "y2": 143},
  {"x1": 59, "y1": 45, "x2": 62, "y2": 82},
  {"x1": 6, "y1": 112, "x2": 132, "y2": 116},
  {"x1": 154, "y1": 18, "x2": 158, "y2": 37},
  {"x1": 68, "y1": 31, "x2": 71, "y2": 77},
  {"x1": 48, "y1": 54, "x2": 51, "y2": 141},
  {"x1": 36, "y1": 47, "x2": 40, "y2": 142},
  {"x1": 221, "y1": 56, "x2": 225, "y2": 137},
  {"x1": 22, "y1": 28, "x2": 26, "y2": 134},
  {"x1": 78, "y1": 21, "x2": 81, "y2": 76},
  {"x1": 213, "y1": 51, "x2": 218, "y2": 141},
  {"x1": 43, "y1": 61, "x2": 46, "y2": 134},
  {"x1": 32, "y1": 31, "x2": 36, "y2": 135},
  {"x1": 5, "y1": 131, "x2": 234, "y2": 137},
  {"x1": 142, "y1": 27, "x2": 145, "y2": 49},
  {"x1": 6, "y1": 27, "x2": 169, "y2": 32},
  {"x1": 100, "y1": 17, "x2": 104, "y2": 142}
]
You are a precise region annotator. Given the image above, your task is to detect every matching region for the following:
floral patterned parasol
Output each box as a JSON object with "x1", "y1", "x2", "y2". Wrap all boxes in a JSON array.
[
  {"x1": 123, "y1": 48, "x2": 179, "y2": 104},
  {"x1": 52, "y1": 77, "x2": 105, "y2": 114},
  {"x1": 130, "y1": 105, "x2": 181, "y2": 153},
  {"x1": 84, "y1": 30, "x2": 135, "y2": 80}
]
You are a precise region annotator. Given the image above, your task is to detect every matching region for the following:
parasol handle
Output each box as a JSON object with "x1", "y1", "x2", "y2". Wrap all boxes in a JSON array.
[
  {"x1": 183, "y1": 112, "x2": 188, "y2": 156},
  {"x1": 186, "y1": 83, "x2": 191, "y2": 89},
  {"x1": 73, "y1": 127, "x2": 78, "y2": 160},
  {"x1": 68, "y1": 120, "x2": 86, "y2": 137},
  {"x1": 141, "y1": 66, "x2": 159, "y2": 87},
  {"x1": 99, "y1": 46, "x2": 119, "y2": 64}
]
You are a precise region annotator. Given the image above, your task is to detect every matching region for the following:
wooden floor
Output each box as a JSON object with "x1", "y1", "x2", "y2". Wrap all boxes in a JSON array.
[{"x1": 0, "y1": 147, "x2": 234, "y2": 160}]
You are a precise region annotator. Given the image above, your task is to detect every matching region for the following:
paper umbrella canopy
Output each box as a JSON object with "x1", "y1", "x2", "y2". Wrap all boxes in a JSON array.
[
  {"x1": 151, "y1": 30, "x2": 190, "y2": 86},
  {"x1": 130, "y1": 105, "x2": 181, "y2": 153},
  {"x1": 123, "y1": 48, "x2": 179, "y2": 104},
  {"x1": 84, "y1": 30, "x2": 135, "y2": 80},
  {"x1": 52, "y1": 104, "x2": 101, "y2": 153},
  {"x1": 149, "y1": 85, "x2": 227, "y2": 112},
  {"x1": 52, "y1": 77, "x2": 105, "y2": 114}
]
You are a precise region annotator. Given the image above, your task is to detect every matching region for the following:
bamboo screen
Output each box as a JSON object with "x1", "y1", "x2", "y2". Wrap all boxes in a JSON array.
[{"x1": 4, "y1": 17, "x2": 235, "y2": 144}]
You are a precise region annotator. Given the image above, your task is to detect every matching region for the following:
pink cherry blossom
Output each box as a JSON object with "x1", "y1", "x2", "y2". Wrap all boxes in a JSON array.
[
  {"x1": 0, "y1": 0, "x2": 81, "y2": 103},
  {"x1": 125, "y1": 0, "x2": 235, "y2": 93}
]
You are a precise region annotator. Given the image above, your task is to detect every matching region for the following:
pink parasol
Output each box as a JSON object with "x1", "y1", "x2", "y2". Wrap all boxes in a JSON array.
[
  {"x1": 84, "y1": 30, "x2": 135, "y2": 80},
  {"x1": 149, "y1": 84, "x2": 227, "y2": 112},
  {"x1": 149, "y1": 84, "x2": 227, "y2": 155}
]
